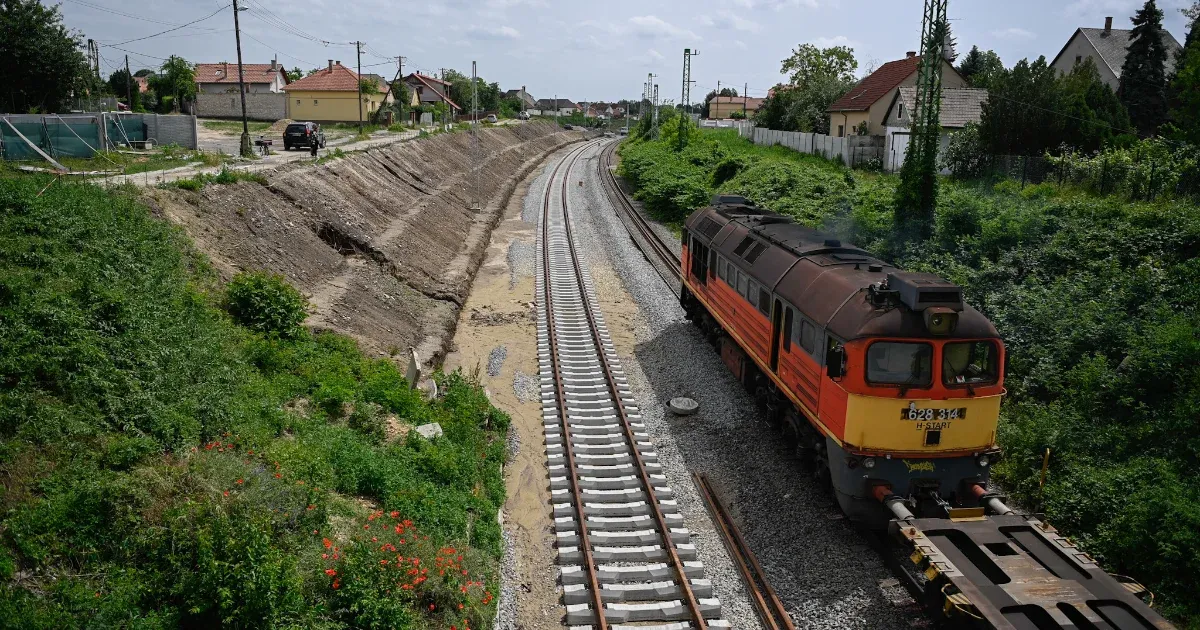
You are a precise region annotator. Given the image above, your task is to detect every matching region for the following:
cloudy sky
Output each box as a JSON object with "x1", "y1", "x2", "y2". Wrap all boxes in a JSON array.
[{"x1": 59, "y1": 0, "x2": 1193, "y2": 103}]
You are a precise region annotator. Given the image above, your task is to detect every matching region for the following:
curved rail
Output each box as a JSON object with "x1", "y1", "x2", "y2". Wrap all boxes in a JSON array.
[
  {"x1": 597, "y1": 141, "x2": 682, "y2": 286},
  {"x1": 541, "y1": 141, "x2": 718, "y2": 629}
]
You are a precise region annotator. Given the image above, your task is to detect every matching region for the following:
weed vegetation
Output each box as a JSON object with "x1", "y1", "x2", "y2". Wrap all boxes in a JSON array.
[
  {"x1": 619, "y1": 129, "x2": 1200, "y2": 624},
  {"x1": 0, "y1": 176, "x2": 508, "y2": 627},
  {"x1": 166, "y1": 166, "x2": 268, "y2": 191}
]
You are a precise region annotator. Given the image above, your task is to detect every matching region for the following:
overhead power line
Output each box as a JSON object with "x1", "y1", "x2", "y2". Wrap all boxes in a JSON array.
[
  {"x1": 108, "y1": 4, "x2": 231, "y2": 46},
  {"x1": 62, "y1": 0, "x2": 188, "y2": 26}
]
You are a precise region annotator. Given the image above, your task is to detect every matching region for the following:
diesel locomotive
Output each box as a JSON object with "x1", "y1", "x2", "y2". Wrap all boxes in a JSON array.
[{"x1": 680, "y1": 195, "x2": 1005, "y2": 526}]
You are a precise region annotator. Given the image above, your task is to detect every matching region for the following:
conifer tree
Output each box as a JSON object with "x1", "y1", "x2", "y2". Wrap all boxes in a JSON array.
[{"x1": 1119, "y1": 0, "x2": 1170, "y2": 136}]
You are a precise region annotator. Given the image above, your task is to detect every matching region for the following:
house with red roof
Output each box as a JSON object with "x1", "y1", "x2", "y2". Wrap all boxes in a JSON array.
[
  {"x1": 826, "y1": 52, "x2": 966, "y2": 137},
  {"x1": 195, "y1": 59, "x2": 289, "y2": 94},
  {"x1": 283, "y1": 60, "x2": 388, "y2": 123}
]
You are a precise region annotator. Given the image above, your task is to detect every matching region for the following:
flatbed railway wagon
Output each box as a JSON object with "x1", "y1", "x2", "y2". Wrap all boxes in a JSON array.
[{"x1": 677, "y1": 195, "x2": 1175, "y2": 629}]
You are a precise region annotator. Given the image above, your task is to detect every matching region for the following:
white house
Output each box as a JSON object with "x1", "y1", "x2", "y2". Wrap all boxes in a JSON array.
[
  {"x1": 880, "y1": 86, "x2": 989, "y2": 172},
  {"x1": 1050, "y1": 16, "x2": 1182, "y2": 90}
]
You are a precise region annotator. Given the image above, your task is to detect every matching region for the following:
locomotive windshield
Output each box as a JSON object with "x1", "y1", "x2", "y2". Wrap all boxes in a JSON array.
[
  {"x1": 866, "y1": 342, "x2": 932, "y2": 386},
  {"x1": 943, "y1": 341, "x2": 1000, "y2": 386}
]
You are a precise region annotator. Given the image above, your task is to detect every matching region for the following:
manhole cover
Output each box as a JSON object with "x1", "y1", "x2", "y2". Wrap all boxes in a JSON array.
[{"x1": 668, "y1": 397, "x2": 699, "y2": 416}]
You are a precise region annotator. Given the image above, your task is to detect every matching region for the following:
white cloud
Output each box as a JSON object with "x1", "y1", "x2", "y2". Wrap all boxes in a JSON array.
[
  {"x1": 697, "y1": 14, "x2": 715, "y2": 26},
  {"x1": 465, "y1": 24, "x2": 522, "y2": 39},
  {"x1": 731, "y1": 0, "x2": 819, "y2": 9},
  {"x1": 991, "y1": 27, "x2": 1035, "y2": 39},
  {"x1": 628, "y1": 15, "x2": 699, "y2": 40},
  {"x1": 734, "y1": 40, "x2": 748, "y2": 50},
  {"x1": 486, "y1": 0, "x2": 547, "y2": 7},
  {"x1": 696, "y1": 11, "x2": 761, "y2": 32},
  {"x1": 811, "y1": 35, "x2": 858, "y2": 49},
  {"x1": 648, "y1": 48, "x2": 665, "y2": 61}
]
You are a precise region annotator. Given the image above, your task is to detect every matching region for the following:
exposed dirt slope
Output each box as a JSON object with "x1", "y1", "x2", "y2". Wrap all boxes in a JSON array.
[{"x1": 144, "y1": 121, "x2": 579, "y2": 364}]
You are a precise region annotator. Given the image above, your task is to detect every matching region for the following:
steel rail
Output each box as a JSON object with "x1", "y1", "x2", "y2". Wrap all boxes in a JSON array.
[
  {"x1": 598, "y1": 141, "x2": 682, "y2": 285},
  {"x1": 541, "y1": 141, "x2": 609, "y2": 629},
  {"x1": 695, "y1": 473, "x2": 796, "y2": 630},
  {"x1": 557, "y1": 141, "x2": 710, "y2": 630}
]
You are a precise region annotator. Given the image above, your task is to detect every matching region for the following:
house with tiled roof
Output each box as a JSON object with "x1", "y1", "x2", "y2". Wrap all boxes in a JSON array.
[
  {"x1": 882, "y1": 86, "x2": 988, "y2": 131},
  {"x1": 195, "y1": 59, "x2": 288, "y2": 94},
  {"x1": 709, "y1": 95, "x2": 765, "y2": 119},
  {"x1": 879, "y1": 86, "x2": 989, "y2": 172},
  {"x1": 283, "y1": 60, "x2": 388, "y2": 123},
  {"x1": 503, "y1": 87, "x2": 537, "y2": 110},
  {"x1": 404, "y1": 73, "x2": 462, "y2": 114},
  {"x1": 826, "y1": 52, "x2": 966, "y2": 137},
  {"x1": 1049, "y1": 16, "x2": 1183, "y2": 90}
]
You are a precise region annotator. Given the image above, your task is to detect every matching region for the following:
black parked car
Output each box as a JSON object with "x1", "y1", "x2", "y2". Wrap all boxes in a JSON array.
[{"x1": 283, "y1": 122, "x2": 326, "y2": 151}]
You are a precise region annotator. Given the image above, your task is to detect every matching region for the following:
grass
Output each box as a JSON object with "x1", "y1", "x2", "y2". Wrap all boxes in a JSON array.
[
  {"x1": 0, "y1": 176, "x2": 509, "y2": 627},
  {"x1": 165, "y1": 167, "x2": 268, "y2": 191},
  {"x1": 201, "y1": 120, "x2": 274, "y2": 135},
  {"x1": 620, "y1": 128, "x2": 1200, "y2": 626}
]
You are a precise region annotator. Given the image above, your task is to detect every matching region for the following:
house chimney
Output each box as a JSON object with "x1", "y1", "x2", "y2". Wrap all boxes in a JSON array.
[
  {"x1": 222, "y1": 61, "x2": 229, "y2": 77},
  {"x1": 271, "y1": 56, "x2": 278, "y2": 71},
  {"x1": 906, "y1": 51, "x2": 917, "y2": 58},
  {"x1": 328, "y1": 59, "x2": 334, "y2": 72},
  {"x1": 1104, "y1": 16, "x2": 1113, "y2": 33}
]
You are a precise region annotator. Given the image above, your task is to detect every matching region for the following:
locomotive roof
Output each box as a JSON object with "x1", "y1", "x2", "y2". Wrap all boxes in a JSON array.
[{"x1": 686, "y1": 199, "x2": 999, "y2": 341}]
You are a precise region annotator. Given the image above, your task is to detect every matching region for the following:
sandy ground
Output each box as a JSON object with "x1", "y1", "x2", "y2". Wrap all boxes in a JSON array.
[{"x1": 444, "y1": 162, "x2": 561, "y2": 628}]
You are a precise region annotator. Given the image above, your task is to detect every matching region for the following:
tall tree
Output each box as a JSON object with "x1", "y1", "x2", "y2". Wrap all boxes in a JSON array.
[
  {"x1": 979, "y1": 56, "x2": 1067, "y2": 155},
  {"x1": 957, "y1": 46, "x2": 1005, "y2": 89},
  {"x1": 286, "y1": 67, "x2": 303, "y2": 82},
  {"x1": 780, "y1": 43, "x2": 857, "y2": 88},
  {"x1": 150, "y1": 55, "x2": 196, "y2": 113},
  {"x1": 1167, "y1": 4, "x2": 1200, "y2": 144},
  {"x1": 0, "y1": 0, "x2": 93, "y2": 113},
  {"x1": 1120, "y1": 0, "x2": 1170, "y2": 136},
  {"x1": 1060, "y1": 58, "x2": 1132, "y2": 151}
]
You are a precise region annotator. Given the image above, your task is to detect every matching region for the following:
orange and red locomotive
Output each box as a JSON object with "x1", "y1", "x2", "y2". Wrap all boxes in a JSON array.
[{"x1": 680, "y1": 195, "x2": 1005, "y2": 525}]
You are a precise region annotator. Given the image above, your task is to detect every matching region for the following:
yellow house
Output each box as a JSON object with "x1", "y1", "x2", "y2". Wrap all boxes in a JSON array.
[
  {"x1": 827, "y1": 53, "x2": 967, "y2": 137},
  {"x1": 283, "y1": 61, "x2": 388, "y2": 123}
]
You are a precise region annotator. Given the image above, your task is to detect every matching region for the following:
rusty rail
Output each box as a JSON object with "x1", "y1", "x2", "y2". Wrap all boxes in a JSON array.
[
  {"x1": 598, "y1": 140, "x2": 683, "y2": 285},
  {"x1": 694, "y1": 473, "x2": 795, "y2": 630},
  {"x1": 552, "y1": 141, "x2": 710, "y2": 629}
]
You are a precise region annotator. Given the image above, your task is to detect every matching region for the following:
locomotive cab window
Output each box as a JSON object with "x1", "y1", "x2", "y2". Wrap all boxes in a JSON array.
[
  {"x1": 943, "y1": 341, "x2": 1000, "y2": 386},
  {"x1": 866, "y1": 342, "x2": 933, "y2": 387},
  {"x1": 757, "y1": 288, "x2": 770, "y2": 316}
]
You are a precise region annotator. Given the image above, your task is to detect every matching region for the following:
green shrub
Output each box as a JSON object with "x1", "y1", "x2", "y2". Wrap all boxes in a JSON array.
[
  {"x1": 226, "y1": 272, "x2": 310, "y2": 337},
  {"x1": 0, "y1": 176, "x2": 509, "y2": 626}
]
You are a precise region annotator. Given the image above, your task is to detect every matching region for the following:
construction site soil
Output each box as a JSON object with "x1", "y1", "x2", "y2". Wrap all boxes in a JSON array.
[{"x1": 144, "y1": 121, "x2": 581, "y2": 365}]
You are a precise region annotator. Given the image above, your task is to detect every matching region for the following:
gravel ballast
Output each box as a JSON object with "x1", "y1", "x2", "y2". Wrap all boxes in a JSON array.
[{"x1": 563, "y1": 141, "x2": 924, "y2": 629}]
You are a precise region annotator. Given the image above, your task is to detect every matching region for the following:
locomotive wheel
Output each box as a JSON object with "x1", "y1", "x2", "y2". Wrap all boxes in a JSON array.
[{"x1": 813, "y1": 440, "x2": 832, "y2": 489}]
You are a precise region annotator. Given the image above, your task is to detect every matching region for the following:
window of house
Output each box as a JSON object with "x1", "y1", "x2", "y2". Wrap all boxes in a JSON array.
[
  {"x1": 898, "y1": 104, "x2": 905, "y2": 119},
  {"x1": 1075, "y1": 55, "x2": 1082, "y2": 65},
  {"x1": 314, "y1": 100, "x2": 319, "y2": 105},
  {"x1": 296, "y1": 99, "x2": 301, "y2": 105},
  {"x1": 837, "y1": 125, "x2": 844, "y2": 138}
]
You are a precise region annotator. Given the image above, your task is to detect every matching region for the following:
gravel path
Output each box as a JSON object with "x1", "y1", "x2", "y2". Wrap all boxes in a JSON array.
[{"x1": 566, "y1": 141, "x2": 925, "y2": 629}]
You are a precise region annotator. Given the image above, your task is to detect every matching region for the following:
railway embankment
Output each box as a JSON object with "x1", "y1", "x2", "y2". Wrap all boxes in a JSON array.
[
  {"x1": 617, "y1": 124, "x2": 1200, "y2": 625},
  {"x1": 143, "y1": 120, "x2": 581, "y2": 366}
]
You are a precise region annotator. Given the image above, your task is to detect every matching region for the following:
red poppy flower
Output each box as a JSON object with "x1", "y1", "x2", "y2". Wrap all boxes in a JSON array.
[
  {"x1": 325, "y1": 569, "x2": 337, "y2": 576},
  {"x1": 323, "y1": 538, "x2": 333, "y2": 549}
]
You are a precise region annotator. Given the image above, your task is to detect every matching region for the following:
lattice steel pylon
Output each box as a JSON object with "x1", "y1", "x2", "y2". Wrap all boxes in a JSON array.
[
  {"x1": 895, "y1": 0, "x2": 949, "y2": 227},
  {"x1": 679, "y1": 48, "x2": 697, "y2": 150},
  {"x1": 910, "y1": 0, "x2": 948, "y2": 174}
]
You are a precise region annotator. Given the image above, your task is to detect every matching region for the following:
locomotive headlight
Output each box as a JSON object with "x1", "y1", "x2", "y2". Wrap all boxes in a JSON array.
[
  {"x1": 924, "y1": 307, "x2": 960, "y2": 336},
  {"x1": 862, "y1": 457, "x2": 876, "y2": 470},
  {"x1": 977, "y1": 454, "x2": 990, "y2": 467}
]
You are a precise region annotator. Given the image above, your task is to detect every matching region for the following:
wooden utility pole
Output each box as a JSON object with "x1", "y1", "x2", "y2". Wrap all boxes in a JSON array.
[
  {"x1": 232, "y1": 0, "x2": 252, "y2": 157},
  {"x1": 356, "y1": 41, "x2": 364, "y2": 135}
]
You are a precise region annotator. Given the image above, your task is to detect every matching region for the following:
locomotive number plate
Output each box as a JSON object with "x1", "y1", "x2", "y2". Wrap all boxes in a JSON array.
[{"x1": 901, "y1": 406, "x2": 967, "y2": 421}]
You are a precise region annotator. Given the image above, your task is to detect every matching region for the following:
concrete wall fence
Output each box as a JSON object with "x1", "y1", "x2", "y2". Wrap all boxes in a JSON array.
[
  {"x1": 737, "y1": 124, "x2": 885, "y2": 169},
  {"x1": 1, "y1": 113, "x2": 198, "y2": 161},
  {"x1": 195, "y1": 93, "x2": 287, "y2": 121}
]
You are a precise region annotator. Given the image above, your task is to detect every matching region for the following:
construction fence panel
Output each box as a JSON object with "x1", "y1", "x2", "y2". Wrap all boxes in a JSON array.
[
  {"x1": 0, "y1": 122, "x2": 48, "y2": 161},
  {"x1": 45, "y1": 119, "x2": 104, "y2": 157}
]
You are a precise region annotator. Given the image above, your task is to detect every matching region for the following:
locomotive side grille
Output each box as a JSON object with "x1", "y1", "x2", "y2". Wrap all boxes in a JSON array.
[
  {"x1": 744, "y1": 242, "x2": 768, "y2": 263},
  {"x1": 697, "y1": 217, "x2": 723, "y2": 239},
  {"x1": 732, "y1": 236, "x2": 755, "y2": 257}
]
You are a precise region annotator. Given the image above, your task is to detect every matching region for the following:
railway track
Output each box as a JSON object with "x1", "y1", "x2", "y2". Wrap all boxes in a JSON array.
[
  {"x1": 597, "y1": 141, "x2": 682, "y2": 288},
  {"x1": 538, "y1": 141, "x2": 727, "y2": 629}
]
